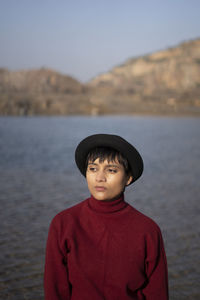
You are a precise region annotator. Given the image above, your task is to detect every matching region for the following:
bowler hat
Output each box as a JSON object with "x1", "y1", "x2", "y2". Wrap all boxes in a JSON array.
[{"x1": 75, "y1": 134, "x2": 143, "y2": 184}]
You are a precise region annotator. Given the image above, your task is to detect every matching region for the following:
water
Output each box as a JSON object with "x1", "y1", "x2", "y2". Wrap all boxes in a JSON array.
[{"x1": 0, "y1": 116, "x2": 200, "y2": 300}]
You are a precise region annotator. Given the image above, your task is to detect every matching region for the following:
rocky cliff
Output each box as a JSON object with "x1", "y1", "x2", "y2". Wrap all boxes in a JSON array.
[
  {"x1": 88, "y1": 38, "x2": 200, "y2": 115},
  {"x1": 0, "y1": 38, "x2": 200, "y2": 116}
]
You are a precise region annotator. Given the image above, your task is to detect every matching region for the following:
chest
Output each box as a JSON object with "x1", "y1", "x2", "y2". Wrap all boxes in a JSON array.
[{"x1": 66, "y1": 216, "x2": 146, "y2": 285}]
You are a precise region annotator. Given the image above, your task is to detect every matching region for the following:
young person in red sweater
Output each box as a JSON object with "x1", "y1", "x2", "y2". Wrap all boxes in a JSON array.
[{"x1": 44, "y1": 134, "x2": 169, "y2": 300}]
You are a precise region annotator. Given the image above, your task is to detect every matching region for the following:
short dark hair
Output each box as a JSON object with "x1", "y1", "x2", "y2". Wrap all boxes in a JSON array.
[{"x1": 85, "y1": 147, "x2": 131, "y2": 175}]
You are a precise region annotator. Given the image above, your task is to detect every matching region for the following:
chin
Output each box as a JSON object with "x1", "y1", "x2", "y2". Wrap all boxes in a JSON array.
[
  {"x1": 93, "y1": 192, "x2": 121, "y2": 201},
  {"x1": 93, "y1": 194, "x2": 108, "y2": 201}
]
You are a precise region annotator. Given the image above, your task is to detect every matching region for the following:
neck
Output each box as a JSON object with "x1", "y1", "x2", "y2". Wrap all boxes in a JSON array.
[{"x1": 88, "y1": 193, "x2": 127, "y2": 214}]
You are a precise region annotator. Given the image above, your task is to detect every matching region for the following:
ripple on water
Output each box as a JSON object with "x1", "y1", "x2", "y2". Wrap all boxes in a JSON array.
[{"x1": 0, "y1": 116, "x2": 200, "y2": 300}]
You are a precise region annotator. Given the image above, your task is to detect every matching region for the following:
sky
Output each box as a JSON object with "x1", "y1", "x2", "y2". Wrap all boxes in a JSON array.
[{"x1": 0, "y1": 0, "x2": 200, "y2": 82}]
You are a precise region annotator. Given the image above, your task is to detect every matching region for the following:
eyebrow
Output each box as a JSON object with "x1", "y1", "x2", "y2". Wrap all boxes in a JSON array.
[
  {"x1": 106, "y1": 164, "x2": 120, "y2": 168},
  {"x1": 88, "y1": 162, "x2": 120, "y2": 168}
]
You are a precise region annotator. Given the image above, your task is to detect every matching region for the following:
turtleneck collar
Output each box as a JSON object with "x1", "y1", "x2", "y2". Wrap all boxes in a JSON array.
[{"x1": 87, "y1": 193, "x2": 127, "y2": 214}]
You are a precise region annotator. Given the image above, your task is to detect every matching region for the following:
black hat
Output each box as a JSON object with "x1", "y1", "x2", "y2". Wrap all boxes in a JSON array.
[{"x1": 75, "y1": 134, "x2": 143, "y2": 184}]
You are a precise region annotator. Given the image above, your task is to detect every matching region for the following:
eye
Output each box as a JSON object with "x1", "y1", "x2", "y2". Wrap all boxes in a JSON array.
[
  {"x1": 88, "y1": 166, "x2": 97, "y2": 172},
  {"x1": 108, "y1": 168, "x2": 117, "y2": 173}
]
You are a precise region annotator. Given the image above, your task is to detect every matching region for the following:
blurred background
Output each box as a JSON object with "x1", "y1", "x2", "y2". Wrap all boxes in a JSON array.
[{"x1": 0, "y1": 1, "x2": 200, "y2": 299}]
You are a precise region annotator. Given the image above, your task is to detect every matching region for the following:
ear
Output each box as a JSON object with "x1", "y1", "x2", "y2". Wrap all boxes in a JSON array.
[{"x1": 125, "y1": 175, "x2": 133, "y2": 186}]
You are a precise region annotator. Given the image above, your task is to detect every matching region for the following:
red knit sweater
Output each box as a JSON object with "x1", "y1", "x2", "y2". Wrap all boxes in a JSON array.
[{"x1": 44, "y1": 194, "x2": 168, "y2": 300}]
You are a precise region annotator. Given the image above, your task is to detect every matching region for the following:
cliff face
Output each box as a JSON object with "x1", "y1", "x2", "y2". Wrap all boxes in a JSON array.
[
  {"x1": 0, "y1": 38, "x2": 200, "y2": 116},
  {"x1": 90, "y1": 39, "x2": 200, "y2": 91},
  {"x1": 87, "y1": 38, "x2": 200, "y2": 115}
]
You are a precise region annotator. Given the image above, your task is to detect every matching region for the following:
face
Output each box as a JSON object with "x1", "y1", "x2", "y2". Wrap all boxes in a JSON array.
[{"x1": 86, "y1": 158, "x2": 132, "y2": 201}]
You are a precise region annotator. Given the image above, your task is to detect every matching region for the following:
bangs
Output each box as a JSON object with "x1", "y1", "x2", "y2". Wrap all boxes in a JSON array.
[{"x1": 85, "y1": 147, "x2": 130, "y2": 174}]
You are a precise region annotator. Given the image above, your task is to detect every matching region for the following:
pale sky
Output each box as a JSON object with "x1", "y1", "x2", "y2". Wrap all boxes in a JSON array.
[{"x1": 0, "y1": 0, "x2": 199, "y2": 82}]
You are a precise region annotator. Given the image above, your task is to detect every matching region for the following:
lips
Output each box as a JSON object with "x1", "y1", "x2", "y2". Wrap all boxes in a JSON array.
[{"x1": 95, "y1": 186, "x2": 106, "y2": 192}]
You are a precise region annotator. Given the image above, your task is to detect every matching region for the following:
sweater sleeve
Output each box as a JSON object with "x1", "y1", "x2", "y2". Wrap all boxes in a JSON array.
[
  {"x1": 142, "y1": 227, "x2": 169, "y2": 300},
  {"x1": 44, "y1": 218, "x2": 71, "y2": 300}
]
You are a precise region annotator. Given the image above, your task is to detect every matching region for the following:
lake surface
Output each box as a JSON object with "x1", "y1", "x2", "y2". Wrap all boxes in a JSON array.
[{"x1": 0, "y1": 116, "x2": 200, "y2": 300}]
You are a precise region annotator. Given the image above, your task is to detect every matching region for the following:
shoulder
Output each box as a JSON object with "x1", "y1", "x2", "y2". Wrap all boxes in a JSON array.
[
  {"x1": 127, "y1": 203, "x2": 162, "y2": 235},
  {"x1": 50, "y1": 198, "x2": 88, "y2": 228}
]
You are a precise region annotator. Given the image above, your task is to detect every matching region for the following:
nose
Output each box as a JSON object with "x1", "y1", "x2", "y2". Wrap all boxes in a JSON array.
[{"x1": 96, "y1": 170, "x2": 106, "y2": 182}]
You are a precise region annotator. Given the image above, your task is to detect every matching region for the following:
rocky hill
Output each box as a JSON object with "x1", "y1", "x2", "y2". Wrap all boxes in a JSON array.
[
  {"x1": 88, "y1": 38, "x2": 200, "y2": 115},
  {"x1": 0, "y1": 68, "x2": 91, "y2": 115},
  {"x1": 0, "y1": 68, "x2": 83, "y2": 93},
  {"x1": 0, "y1": 38, "x2": 200, "y2": 116}
]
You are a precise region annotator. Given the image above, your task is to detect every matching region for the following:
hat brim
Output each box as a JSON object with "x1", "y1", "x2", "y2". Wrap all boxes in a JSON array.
[{"x1": 75, "y1": 134, "x2": 143, "y2": 185}]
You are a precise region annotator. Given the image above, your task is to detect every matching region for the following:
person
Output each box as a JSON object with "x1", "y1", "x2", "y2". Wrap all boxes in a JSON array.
[{"x1": 44, "y1": 133, "x2": 169, "y2": 300}]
